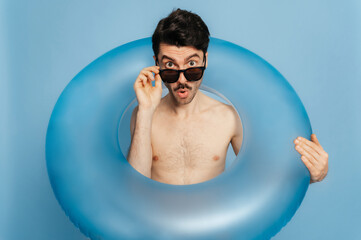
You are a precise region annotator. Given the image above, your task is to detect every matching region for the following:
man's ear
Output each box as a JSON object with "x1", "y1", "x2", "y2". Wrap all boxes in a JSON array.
[
  {"x1": 153, "y1": 55, "x2": 158, "y2": 66},
  {"x1": 205, "y1": 52, "x2": 208, "y2": 68}
]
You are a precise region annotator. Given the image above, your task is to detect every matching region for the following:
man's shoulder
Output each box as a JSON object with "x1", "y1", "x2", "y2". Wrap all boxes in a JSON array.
[
  {"x1": 206, "y1": 98, "x2": 242, "y2": 140},
  {"x1": 202, "y1": 94, "x2": 238, "y2": 120},
  {"x1": 201, "y1": 92, "x2": 233, "y2": 111},
  {"x1": 219, "y1": 103, "x2": 239, "y2": 123}
]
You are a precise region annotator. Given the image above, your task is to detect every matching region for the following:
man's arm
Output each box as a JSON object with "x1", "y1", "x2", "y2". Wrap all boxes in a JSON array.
[
  {"x1": 229, "y1": 106, "x2": 243, "y2": 156},
  {"x1": 127, "y1": 105, "x2": 154, "y2": 178}
]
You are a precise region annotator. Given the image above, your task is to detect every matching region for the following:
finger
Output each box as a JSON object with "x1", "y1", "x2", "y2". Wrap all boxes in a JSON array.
[
  {"x1": 154, "y1": 73, "x2": 162, "y2": 89},
  {"x1": 296, "y1": 137, "x2": 324, "y2": 155},
  {"x1": 297, "y1": 140, "x2": 321, "y2": 160},
  {"x1": 142, "y1": 70, "x2": 155, "y2": 81},
  {"x1": 300, "y1": 155, "x2": 315, "y2": 172},
  {"x1": 295, "y1": 144, "x2": 317, "y2": 165},
  {"x1": 303, "y1": 136, "x2": 328, "y2": 160},
  {"x1": 143, "y1": 66, "x2": 160, "y2": 74},
  {"x1": 134, "y1": 76, "x2": 144, "y2": 88},
  {"x1": 138, "y1": 75, "x2": 149, "y2": 87}
]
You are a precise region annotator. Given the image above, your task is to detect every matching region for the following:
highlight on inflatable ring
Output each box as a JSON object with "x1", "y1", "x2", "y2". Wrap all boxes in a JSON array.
[{"x1": 46, "y1": 37, "x2": 312, "y2": 240}]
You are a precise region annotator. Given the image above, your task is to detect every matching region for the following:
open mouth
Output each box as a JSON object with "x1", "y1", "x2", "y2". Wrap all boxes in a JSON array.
[{"x1": 176, "y1": 89, "x2": 189, "y2": 98}]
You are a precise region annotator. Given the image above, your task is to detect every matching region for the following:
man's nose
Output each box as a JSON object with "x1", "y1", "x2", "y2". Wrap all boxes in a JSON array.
[{"x1": 177, "y1": 71, "x2": 187, "y2": 83}]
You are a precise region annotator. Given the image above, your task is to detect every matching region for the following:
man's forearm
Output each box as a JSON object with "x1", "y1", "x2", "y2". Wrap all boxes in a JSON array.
[{"x1": 127, "y1": 109, "x2": 154, "y2": 178}]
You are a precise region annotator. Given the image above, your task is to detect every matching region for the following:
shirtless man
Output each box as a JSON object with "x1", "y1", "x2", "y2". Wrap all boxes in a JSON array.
[{"x1": 127, "y1": 8, "x2": 329, "y2": 185}]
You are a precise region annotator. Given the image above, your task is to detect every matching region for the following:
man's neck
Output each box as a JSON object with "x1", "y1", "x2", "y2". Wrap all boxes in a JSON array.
[{"x1": 166, "y1": 91, "x2": 204, "y2": 119}]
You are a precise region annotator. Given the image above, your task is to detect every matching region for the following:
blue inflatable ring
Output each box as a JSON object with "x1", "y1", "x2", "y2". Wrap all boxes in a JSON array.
[{"x1": 46, "y1": 37, "x2": 311, "y2": 240}]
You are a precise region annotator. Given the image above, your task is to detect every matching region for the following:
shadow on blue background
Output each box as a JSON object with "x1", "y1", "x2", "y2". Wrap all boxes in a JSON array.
[{"x1": 1, "y1": 1, "x2": 360, "y2": 239}]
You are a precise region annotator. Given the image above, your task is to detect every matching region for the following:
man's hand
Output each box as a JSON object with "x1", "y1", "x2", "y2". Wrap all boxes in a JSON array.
[
  {"x1": 133, "y1": 66, "x2": 162, "y2": 112},
  {"x1": 294, "y1": 134, "x2": 329, "y2": 184}
]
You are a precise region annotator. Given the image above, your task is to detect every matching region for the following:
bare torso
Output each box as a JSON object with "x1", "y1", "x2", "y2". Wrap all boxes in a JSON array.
[{"x1": 150, "y1": 91, "x2": 236, "y2": 185}]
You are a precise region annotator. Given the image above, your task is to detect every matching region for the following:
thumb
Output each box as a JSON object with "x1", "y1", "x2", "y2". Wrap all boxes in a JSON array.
[{"x1": 311, "y1": 134, "x2": 320, "y2": 145}]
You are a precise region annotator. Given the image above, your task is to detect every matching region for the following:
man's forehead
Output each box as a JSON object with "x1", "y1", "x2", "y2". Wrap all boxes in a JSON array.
[{"x1": 158, "y1": 43, "x2": 202, "y2": 59}]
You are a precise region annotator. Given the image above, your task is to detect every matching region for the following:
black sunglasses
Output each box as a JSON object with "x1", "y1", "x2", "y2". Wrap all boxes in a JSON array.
[{"x1": 156, "y1": 53, "x2": 207, "y2": 83}]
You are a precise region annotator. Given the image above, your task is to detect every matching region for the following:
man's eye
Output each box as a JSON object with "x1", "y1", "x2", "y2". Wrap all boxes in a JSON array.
[
  {"x1": 165, "y1": 62, "x2": 174, "y2": 68},
  {"x1": 189, "y1": 60, "x2": 196, "y2": 67}
]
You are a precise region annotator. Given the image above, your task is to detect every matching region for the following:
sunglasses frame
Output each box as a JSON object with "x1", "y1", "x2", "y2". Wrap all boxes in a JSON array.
[{"x1": 156, "y1": 52, "x2": 207, "y2": 83}]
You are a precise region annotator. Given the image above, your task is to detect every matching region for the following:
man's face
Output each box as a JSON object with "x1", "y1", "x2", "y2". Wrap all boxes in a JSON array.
[{"x1": 154, "y1": 43, "x2": 208, "y2": 105}]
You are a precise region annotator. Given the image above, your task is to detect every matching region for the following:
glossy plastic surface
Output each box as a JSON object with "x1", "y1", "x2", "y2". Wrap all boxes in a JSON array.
[{"x1": 46, "y1": 37, "x2": 311, "y2": 240}]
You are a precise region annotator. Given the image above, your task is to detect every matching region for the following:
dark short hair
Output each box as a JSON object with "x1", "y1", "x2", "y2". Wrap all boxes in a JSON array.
[{"x1": 152, "y1": 8, "x2": 210, "y2": 61}]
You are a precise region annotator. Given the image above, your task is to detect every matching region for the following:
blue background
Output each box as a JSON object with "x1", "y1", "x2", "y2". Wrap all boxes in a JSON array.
[{"x1": 1, "y1": 1, "x2": 360, "y2": 239}]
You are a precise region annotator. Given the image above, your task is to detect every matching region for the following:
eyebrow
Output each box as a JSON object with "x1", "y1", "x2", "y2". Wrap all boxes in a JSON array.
[{"x1": 161, "y1": 53, "x2": 201, "y2": 62}]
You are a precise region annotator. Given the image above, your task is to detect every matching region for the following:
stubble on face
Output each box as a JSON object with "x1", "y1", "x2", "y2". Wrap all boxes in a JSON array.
[
  {"x1": 157, "y1": 43, "x2": 206, "y2": 105},
  {"x1": 166, "y1": 80, "x2": 202, "y2": 105}
]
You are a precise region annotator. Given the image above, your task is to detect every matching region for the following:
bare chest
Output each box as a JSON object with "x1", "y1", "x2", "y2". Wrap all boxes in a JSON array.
[{"x1": 150, "y1": 113, "x2": 232, "y2": 184}]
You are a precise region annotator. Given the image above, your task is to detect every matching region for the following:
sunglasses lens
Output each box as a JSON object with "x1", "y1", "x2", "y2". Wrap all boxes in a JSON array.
[
  {"x1": 160, "y1": 70, "x2": 179, "y2": 83},
  {"x1": 185, "y1": 68, "x2": 204, "y2": 81}
]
